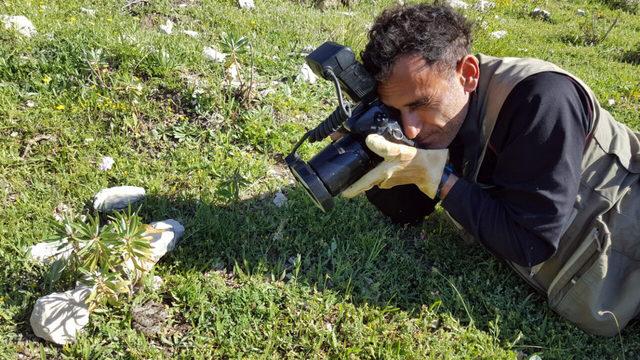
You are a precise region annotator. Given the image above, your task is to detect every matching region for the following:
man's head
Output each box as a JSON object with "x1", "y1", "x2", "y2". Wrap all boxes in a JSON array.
[{"x1": 361, "y1": 3, "x2": 479, "y2": 149}]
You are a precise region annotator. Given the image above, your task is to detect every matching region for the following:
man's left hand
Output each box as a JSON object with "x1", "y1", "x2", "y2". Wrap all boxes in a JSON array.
[{"x1": 342, "y1": 134, "x2": 449, "y2": 199}]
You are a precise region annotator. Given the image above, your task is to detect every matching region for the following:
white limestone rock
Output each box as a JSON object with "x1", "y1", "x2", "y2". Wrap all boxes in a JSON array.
[
  {"x1": 297, "y1": 63, "x2": 318, "y2": 84},
  {"x1": 238, "y1": 0, "x2": 255, "y2": 9},
  {"x1": 147, "y1": 219, "x2": 185, "y2": 263},
  {"x1": 474, "y1": 0, "x2": 495, "y2": 12},
  {"x1": 490, "y1": 30, "x2": 507, "y2": 39},
  {"x1": 447, "y1": 0, "x2": 468, "y2": 9},
  {"x1": 151, "y1": 275, "x2": 164, "y2": 290},
  {"x1": 98, "y1": 156, "x2": 114, "y2": 171},
  {"x1": 181, "y1": 30, "x2": 199, "y2": 37},
  {"x1": 30, "y1": 285, "x2": 93, "y2": 345},
  {"x1": 1, "y1": 15, "x2": 36, "y2": 37},
  {"x1": 80, "y1": 7, "x2": 96, "y2": 16},
  {"x1": 28, "y1": 240, "x2": 73, "y2": 264},
  {"x1": 203, "y1": 46, "x2": 227, "y2": 63},
  {"x1": 530, "y1": 7, "x2": 551, "y2": 21},
  {"x1": 159, "y1": 19, "x2": 174, "y2": 34},
  {"x1": 93, "y1": 186, "x2": 146, "y2": 212},
  {"x1": 273, "y1": 190, "x2": 287, "y2": 208}
]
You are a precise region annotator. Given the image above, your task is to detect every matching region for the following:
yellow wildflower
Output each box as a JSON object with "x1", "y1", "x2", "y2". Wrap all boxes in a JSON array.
[
  {"x1": 55, "y1": 104, "x2": 65, "y2": 110},
  {"x1": 42, "y1": 75, "x2": 52, "y2": 85}
]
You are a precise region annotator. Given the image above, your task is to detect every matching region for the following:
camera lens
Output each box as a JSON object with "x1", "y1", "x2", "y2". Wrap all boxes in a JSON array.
[{"x1": 286, "y1": 135, "x2": 380, "y2": 212}]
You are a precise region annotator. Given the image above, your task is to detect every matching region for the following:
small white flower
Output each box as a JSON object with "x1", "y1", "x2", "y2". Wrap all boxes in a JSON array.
[
  {"x1": 98, "y1": 156, "x2": 115, "y2": 171},
  {"x1": 25, "y1": 100, "x2": 35, "y2": 108},
  {"x1": 607, "y1": 98, "x2": 616, "y2": 106}
]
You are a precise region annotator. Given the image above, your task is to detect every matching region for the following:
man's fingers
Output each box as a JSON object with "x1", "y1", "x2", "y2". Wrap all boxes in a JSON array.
[
  {"x1": 365, "y1": 134, "x2": 402, "y2": 159},
  {"x1": 341, "y1": 162, "x2": 394, "y2": 198}
]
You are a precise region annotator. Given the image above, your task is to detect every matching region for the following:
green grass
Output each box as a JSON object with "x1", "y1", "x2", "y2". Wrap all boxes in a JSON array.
[{"x1": 1, "y1": 0, "x2": 639, "y2": 358}]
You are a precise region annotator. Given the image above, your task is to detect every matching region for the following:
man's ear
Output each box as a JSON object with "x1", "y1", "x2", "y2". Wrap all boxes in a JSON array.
[{"x1": 457, "y1": 55, "x2": 479, "y2": 93}]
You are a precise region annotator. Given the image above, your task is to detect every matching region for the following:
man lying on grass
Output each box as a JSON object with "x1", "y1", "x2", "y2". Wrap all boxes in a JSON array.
[{"x1": 340, "y1": 3, "x2": 640, "y2": 336}]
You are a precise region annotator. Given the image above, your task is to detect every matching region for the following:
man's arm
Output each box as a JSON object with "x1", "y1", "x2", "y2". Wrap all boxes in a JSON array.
[{"x1": 441, "y1": 72, "x2": 591, "y2": 267}]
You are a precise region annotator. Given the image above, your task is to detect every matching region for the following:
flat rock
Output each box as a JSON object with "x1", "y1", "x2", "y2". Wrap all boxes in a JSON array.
[
  {"x1": 297, "y1": 63, "x2": 318, "y2": 84},
  {"x1": 30, "y1": 285, "x2": 93, "y2": 345},
  {"x1": 93, "y1": 186, "x2": 146, "y2": 212},
  {"x1": 159, "y1": 19, "x2": 174, "y2": 34},
  {"x1": 474, "y1": 0, "x2": 495, "y2": 12},
  {"x1": 238, "y1": 0, "x2": 255, "y2": 9},
  {"x1": 146, "y1": 219, "x2": 185, "y2": 263},
  {"x1": 28, "y1": 240, "x2": 73, "y2": 264},
  {"x1": 490, "y1": 30, "x2": 507, "y2": 39},
  {"x1": 203, "y1": 46, "x2": 227, "y2": 63},
  {"x1": 447, "y1": 0, "x2": 468, "y2": 9},
  {"x1": 530, "y1": 7, "x2": 550, "y2": 21},
  {"x1": 273, "y1": 190, "x2": 287, "y2": 207},
  {"x1": 1, "y1": 15, "x2": 36, "y2": 37}
]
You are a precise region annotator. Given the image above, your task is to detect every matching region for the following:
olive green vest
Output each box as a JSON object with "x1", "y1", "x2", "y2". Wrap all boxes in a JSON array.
[{"x1": 447, "y1": 54, "x2": 640, "y2": 337}]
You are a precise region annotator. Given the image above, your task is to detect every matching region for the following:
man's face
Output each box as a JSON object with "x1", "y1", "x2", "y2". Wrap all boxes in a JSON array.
[{"x1": 378, "y1": 54, "x2": 471, "y2": 149}]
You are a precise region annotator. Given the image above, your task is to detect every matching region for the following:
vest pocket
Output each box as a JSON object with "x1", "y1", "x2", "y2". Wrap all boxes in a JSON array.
[{"x1": 546, "y1": 217, "x2": 618, "y2": 336}]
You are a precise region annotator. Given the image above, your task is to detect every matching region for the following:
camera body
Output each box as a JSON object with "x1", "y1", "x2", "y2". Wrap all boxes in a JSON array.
[{"x1": 285, "y1": 42, "x2": 413, "y2": 212}]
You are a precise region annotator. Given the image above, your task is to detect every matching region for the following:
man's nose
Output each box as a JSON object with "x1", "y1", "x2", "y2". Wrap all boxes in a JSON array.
[{"x1": 401, "y1": 112, "x2": 421, "y2": 140}]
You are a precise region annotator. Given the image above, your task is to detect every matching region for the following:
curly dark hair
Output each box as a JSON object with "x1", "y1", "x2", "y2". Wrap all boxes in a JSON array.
[{"x1": 361, "y1": 3, "x2": 473, "y2": 82}]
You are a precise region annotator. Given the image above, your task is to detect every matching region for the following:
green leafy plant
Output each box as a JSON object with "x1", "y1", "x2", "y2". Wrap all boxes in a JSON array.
[
  {"x1": 45, "y1": 208, "x2": 154, "y2": 312},
  {"x1": 219, "y1": 32, "x2": 255, "y2": 105}
]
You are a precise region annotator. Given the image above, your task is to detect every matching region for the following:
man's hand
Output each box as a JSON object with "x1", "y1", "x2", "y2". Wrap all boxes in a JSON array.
[{"x1": 342, "y1": 134, "x2": 448, "y2": 199}]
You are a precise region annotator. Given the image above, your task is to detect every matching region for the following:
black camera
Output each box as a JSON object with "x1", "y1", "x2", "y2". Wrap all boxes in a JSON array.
[{"x1": 285, "y1": 42, "x2": 414, "y2": 212}]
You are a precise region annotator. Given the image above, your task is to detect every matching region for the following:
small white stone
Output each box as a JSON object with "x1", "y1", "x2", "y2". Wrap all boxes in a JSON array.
[
  {"x1": 238, "y1": 0, "x2": 255, "y2": 9},
  {"x1": 159, "y1": 19, "x2": 174, "y2": 35},
  {"x1": 10, "y1": 131, "x2": 18, "y2": 137},
  {"x1": 474, "y1": 0, "x2": 495, "y2": 12},
  {"x1": 608, "y1": 98, "x2": 615, "y2": 106},
  {"x1": 98, "y1": 156, "x2": 115, "y2": 171},
  {"x1": 447, "y1": 0, "x2": 468, "y2": 9},
  {"x1": 490, "y1": 30, "x2": 507, "y2": 39},
  {"x1": 297, "y1": 63, "x2": 318, "y2": 84},
  {"x1": 273, "y1": 190, "x2": 287, "y2": 208},
  {"x1": 259, "y1": 88, "x2": 275, "y2": 97},
  {"x1": 93, "y1": 186, "x2": 146, "y2": 212},
  {"x1": 181, "y1": 30, "x2": 199, "y2": 37},
  {"x1": 30, "y1": 285, "x2": 93, "y2": 345},
  {"x1": 1, "y1": 15, "x2": 37, "y2": 38},
  {"x1": 25, "y1": 100, "x2": 35, "y2": 108},
  {"x1": 530, "y1": 7, "x2": 550, "y2": 21},
  {"x1": 577, "y1": 9, "x2": 586, "y2": 16},
  {"x1": 226, "y1": 63, "x2": 241, "y2": 85},
  {"x1": 203, "y1": 46, "x2": 227, "y2": 63},
  {"x1": 80, "y1": 7, "x2": 96, "y2": 16},
  {"x1": 146, "y1": 219, "x2": 185, "y2": 262},
  {"x1": 151, "y1": 275, "x2": 163, "y2": 290}
]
